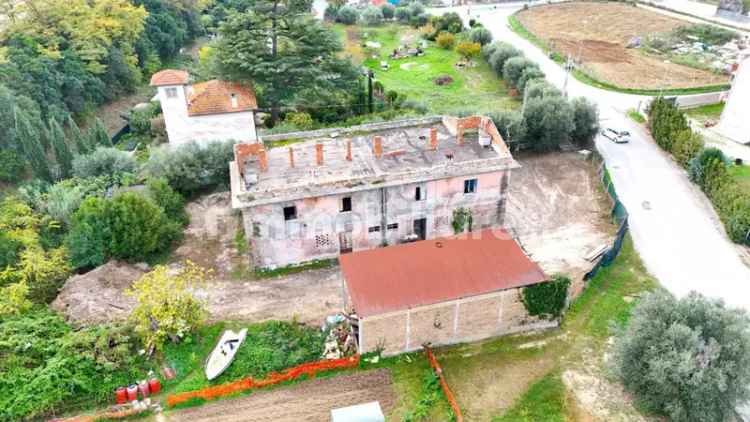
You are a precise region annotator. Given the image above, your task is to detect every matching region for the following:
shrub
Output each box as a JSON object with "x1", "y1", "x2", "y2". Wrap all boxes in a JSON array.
[
  {"x1": 43, "y1": 180, "x2": 87, "y2": 226},
  {"x1": 672, "y1": 129, "x2": 704, "y2": 167},
  {"x1": 522, "y1": 274, "x2": 571, "y2": 319},
  {"x1": 432, "y1": 11, "x2": 463, "y2": 34},
  {"x1": 285, "y1": 111, "x2": 314, "y2": 129},
  {"x1": 517, "y1": 67, "x2": 545, "y2": 94},
  {"x1": 489, "y1": 110, "x2": 526, "y2": 143},
  {"x1": 688, "y1": 147, "x2": 727, "y2": 189},
  {"x1": 336, "y1": 6, "x2": 358, "y2": 24},
  {"x1": 72, "y1": 147, "x2": 137, "y2": 179},
  {"x1": 436, "y1": 32, "x2": 455, "y2": 49},
  {"x1": 142, "y1": 140, "x2": 235, "y2": 196},
  {"x1": 524, "y1": 79, "x2": 561, "y2": 101},
  {"x1": 469, "y1": 27, "x2": 493, "y2": 45},
  {"x1": 107, "y1": 192, "x2": 182, "y2": 262},
  {"x1": 409, "y1": 12, "x2": 429, "y2": 28},
  {"x1": 611, "y1": 291, "x2": 750, "y2": 422},
  {"x1": 65, "y1": 192, "x2": 182, "y2": 268},
  {"x1": 361, "y1": 5, "x2": 383, "y2": 25},
  {"x1": 0, "y1": 231, "x2": 22, "y2": 269},
  {"x1": 0, "y1": 309, "x2": 147, "y2": 420},
  {"x1": 65, "y1": 196, "x2": 111, "y2": 269},
  {"x1": 147, "y1": 177, "x2": 188, "y2": 225},
  {"x1": 455, "y1": 41, "x2": 481, "y2": 61},
  {"x1": 570, "y1": 97, "x2": 600, "y2": 146},
  {"x1": 324, "y1": 4, "x2": 340, "y2": 21},
  {"x1": 129, "y1": 102, "x2": 160, "y2": 136},
  {"x1": 381, "y1": 3, "x2": 395, "y2": 19},
  {"x1": 406, "y1": 2, "x2": 425, "y2": 18},
  {"x1": 522, "y1": 96, "x2": 575, "y2": 151},
  {"x1": 0, "y1": 149, "x2": 26, "y2": 183},
  {"x1": 503, "y1": 56, "x2": 538, "y2": 90},
  {"x1": 488, "y1": 43, "x2": 522, "y2": 75},
  {"x1": 127, "y1": 261, "x2": 209, "y2": 351},
  {"x1": 395, "y1": 6, "x2": 410, "y2": 22}
]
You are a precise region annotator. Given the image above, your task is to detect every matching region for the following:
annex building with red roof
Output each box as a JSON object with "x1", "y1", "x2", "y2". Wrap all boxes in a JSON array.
[
  {"x1": 150, "y1": 69, "x2": 259, "y2": 146},
  {"x1": 339, "y1": 228, "x2": 553, "y2": 356}
]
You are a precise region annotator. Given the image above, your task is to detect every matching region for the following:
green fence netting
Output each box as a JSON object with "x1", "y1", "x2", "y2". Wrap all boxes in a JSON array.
[{"x1": 584, "y1": 165, "x2": 629, "y2": 280}]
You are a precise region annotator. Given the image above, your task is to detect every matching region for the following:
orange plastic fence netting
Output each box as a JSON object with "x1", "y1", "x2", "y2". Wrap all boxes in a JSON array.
[
  {"x1": 166, "y1": 355, "x2": 360, "y2": 407},
  {"x1": 425, "y1": 346, "x2": 464, "y2": 422}
]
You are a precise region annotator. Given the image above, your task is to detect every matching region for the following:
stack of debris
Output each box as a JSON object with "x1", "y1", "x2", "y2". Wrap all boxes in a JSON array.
[{"x1": 321, "y1": 314, "x2": 358, "y2": 359}]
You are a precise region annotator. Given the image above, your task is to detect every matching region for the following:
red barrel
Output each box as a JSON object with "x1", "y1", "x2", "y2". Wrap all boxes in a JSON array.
[
  {"x1": 126, "y1": 384, "x2": 138, "y2": 401},
  {"x1": 148, "y1": 378, "x2": 161, "y2": 394},
  {"x1": 138, "y1": 381, "x2": 150, "y2": 398},
  {"x1": 115, "y1": 387, "x2": 127, "y2": 404}
]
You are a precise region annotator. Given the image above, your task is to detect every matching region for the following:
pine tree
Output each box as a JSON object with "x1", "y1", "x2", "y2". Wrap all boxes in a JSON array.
[
  {"x1": 16, "y1": 114, "x2": 52, "y2": 181},
  {"x1": 49, "y1": 118, "x2": 74, "y2": 179},
  {"x1": 66, "y1": 115, "x2": 91, "y2": 154},
  {"x1": 90, "y1": 118, "x2": 112, "y2": 147}
]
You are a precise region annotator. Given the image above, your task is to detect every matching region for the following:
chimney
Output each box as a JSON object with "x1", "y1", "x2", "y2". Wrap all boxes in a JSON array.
[
  {"x1": 315, "y1": 143, "x2": 324, "y2": 166},
  {"x1": 456, "y1": 124, "x2": 464, "y2": 146},
  {"x1": 346, "y1": 139, "x2": 352, "y2": 161},
  {"x1": 373, "y1": 136, "x2": 383, "y2": 159},
  {"x1": 288, "y1": 147, "x2": 295, "y2": 168},
  {"x1": 429, "y1": 128, "x2": 438, "y2": 150},
  {"x1": 258, "y1": 148, "x2": 268, "y2": 173}
]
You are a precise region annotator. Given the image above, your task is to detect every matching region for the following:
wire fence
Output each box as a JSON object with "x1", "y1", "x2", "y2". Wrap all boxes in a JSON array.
[{"x1": 584, "y1": 162, "x2": 630, "y2": 281}]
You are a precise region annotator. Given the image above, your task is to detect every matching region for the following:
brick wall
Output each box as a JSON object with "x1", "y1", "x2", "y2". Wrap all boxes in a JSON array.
[{"x1": 359, "y1": 287, "x2": 557, "y2": 356}]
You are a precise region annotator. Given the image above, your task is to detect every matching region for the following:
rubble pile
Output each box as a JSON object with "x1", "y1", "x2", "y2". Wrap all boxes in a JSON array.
[{"x1": 321, "y1": 314, "x2": 358, "y2": 359}]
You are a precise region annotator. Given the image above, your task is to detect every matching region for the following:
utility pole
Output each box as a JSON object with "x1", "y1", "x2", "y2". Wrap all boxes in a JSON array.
[{"x1": 563, "y1": 53, "x2": 573, "y2": 98}]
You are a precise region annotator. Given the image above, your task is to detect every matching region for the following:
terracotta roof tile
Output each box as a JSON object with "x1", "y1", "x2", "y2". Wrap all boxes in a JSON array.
[
  {"x1": 339, "y1": 228, "x2": 548, "y2": 317},
  {"x1": 150, "y1": 69, "x2": 189, "y2": 86},
  {"x1": 187, "y1": 80, "x2": 258, "y2": 116}
]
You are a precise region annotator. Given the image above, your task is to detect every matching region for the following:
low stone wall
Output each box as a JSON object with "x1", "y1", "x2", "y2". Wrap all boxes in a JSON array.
[{"x1": 260, "y1": 116, "x2": 444, "y2": 143}]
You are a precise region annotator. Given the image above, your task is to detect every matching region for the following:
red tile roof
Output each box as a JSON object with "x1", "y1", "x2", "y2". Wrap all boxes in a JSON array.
[
  {"x1": 187, "y1": 80, "x2": 258, "y2": 116},
  {"x1": 150, "y1": 69, "x2": 190, "y2": 86},
  {"x1": 339, "y1": 229, "x2": 548, "y2": 318}
]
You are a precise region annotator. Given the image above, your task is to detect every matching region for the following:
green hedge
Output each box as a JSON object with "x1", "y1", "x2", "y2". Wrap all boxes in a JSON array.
[
  {"x1": 522, "y1": 274, "x2": 571, "y2": 319},
  {"x1": 649, "y1": 98, "x2": 750, "y2": 245}
]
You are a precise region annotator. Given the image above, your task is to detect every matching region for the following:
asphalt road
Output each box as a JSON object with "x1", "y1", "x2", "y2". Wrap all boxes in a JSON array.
[{"x1": 431, "y1": 3, "x2": 750, "y2": 310}]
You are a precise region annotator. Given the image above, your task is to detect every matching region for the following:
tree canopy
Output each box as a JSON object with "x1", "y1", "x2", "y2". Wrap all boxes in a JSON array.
[{"x1": 212, "y1": 0, "x2": 360, "y2": 121}]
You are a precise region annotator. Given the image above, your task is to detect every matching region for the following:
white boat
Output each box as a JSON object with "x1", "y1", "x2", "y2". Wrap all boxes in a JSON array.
[{"x1": 205, "y1": 328, "x2": 248, "y2": 381}]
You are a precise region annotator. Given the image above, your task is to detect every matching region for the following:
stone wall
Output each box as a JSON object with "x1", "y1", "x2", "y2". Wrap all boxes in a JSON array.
[{"x1": 359, "y1": 288, "x2": 558, "y2": 356}]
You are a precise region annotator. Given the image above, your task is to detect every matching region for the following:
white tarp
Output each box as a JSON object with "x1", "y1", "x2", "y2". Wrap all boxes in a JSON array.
[
  {"x1": 718, "y1": 52, "x2": 750, "y2": 145},
  {"x1": 330, "y1": 401, "x2": 385, "y2": 422}
]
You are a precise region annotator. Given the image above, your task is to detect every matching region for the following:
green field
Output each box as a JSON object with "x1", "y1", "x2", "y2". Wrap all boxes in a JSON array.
[
  {"x1": 685, "y1": 102, "x2": 725, "y2": 123},
  {"x1": 333, "y1": 23, "x2": 518, "y2": 114}
]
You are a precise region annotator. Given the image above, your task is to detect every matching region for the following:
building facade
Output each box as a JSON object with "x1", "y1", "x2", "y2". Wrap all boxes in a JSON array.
[
  {"x1": 150, "y1": 69, "x2": 259, "y2": 146},
  {"x1": 229, "y1": 116, "x2": 520, "y2": 269}
]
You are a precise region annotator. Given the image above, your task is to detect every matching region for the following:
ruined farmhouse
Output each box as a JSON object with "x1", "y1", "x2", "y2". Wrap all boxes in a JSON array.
[{"x1": 229, "y1": 116, "x2": 520, "y2": 269}]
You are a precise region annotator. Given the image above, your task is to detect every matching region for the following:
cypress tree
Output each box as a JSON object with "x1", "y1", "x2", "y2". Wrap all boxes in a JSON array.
[
  {"x1": 66, "y1": 115, "x2": 91, "y2": 154},
  {"x1": 90, "y1": 118, "x2": 112, "y2": 147},
  {"x1": 17, "y1": 114, "x2": 52, "y2": 181},
  {"x1": 49, "y1": 118, "x2": 74, "y2": 179}
]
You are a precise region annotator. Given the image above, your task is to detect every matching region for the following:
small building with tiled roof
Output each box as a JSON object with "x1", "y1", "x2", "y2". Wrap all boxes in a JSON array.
[
  {"x1": 339, "y1": 228, "x2": 554, "y2": 356},
  {"x1": 150, "y1": 70, "x2": 259, "y2": 146}
]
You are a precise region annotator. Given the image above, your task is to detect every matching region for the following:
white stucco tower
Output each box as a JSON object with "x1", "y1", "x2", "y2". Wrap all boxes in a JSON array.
[
  {"x1": 717, "y1": 51, "x2": 750, "y2": 145},
  {"x1": 149, "y1": 69, "x2": 259, "y2": 146}
]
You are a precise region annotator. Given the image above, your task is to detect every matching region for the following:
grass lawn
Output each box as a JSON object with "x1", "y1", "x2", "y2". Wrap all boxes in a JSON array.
[
  {"x1": 729, "y1": 164, "x2": 750, "y2": 190},
  {"x1": 627, "y1": 108, "x2": 646, "y2": 124},
  {"x1": 333, "y1": 23, "x2": 518, "y2": 114},
  {"x1": 491, "y1": 372, "x2": 568, "y2": 422},
  {"x1": 685, "y1": 102, "x2": 725, "y2": 124}
]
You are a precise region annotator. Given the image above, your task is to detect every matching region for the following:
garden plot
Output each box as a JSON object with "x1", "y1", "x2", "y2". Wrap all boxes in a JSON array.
[
  {"x1": 335, "y1": 23, "x2": 518, "y2": 113},
  {"x1": 167, "y1": 369, "x2": 396, "y2": 422},
  {"x1": 516, "y1": 2, "x2": 731, "y2": 89}
]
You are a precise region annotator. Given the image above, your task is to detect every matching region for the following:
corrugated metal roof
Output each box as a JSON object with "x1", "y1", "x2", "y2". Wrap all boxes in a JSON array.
[{"x1": 339, "y1": 229, "x2": 548, "y2": 318}]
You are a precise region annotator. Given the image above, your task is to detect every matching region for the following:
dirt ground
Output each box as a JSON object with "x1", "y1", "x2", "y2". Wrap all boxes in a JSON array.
[
  {"x1": 506, "y1": 152, "x2": 614, "y2": 283},
  {"x1": 53, "y1": 154, "x2": 609, "y2": 326},
  {"x1": 517, "y1": 2, "x2": 729, "y2": 89},
  {"x1": 166, "y1": 369, "x2": 396, "y2": 422}
]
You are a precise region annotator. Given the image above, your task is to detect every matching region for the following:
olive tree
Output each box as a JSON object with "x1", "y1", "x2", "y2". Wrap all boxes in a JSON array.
[
  {"x1": 522, "y1": 96, "x2": 574, "y2": 151},
  {"x1": 611, "y1": 291, "x2": 750, "y2": 422},
  {"x1": 570, "y1": 97, "x2": 600, "y2": 146}
]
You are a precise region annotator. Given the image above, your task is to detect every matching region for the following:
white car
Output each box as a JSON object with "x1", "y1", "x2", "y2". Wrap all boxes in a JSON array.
[{"x1": 601, "y1": 128, "x2": 629, "y2": 144}]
